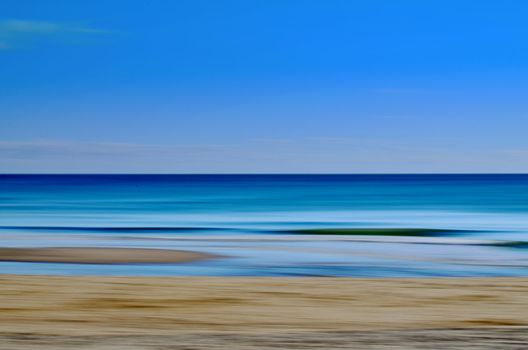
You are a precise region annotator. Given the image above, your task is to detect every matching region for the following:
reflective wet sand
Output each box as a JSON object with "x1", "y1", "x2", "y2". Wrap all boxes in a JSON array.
[{"x1": 0, "y1": 247, "x2": 219, "y2": 264}]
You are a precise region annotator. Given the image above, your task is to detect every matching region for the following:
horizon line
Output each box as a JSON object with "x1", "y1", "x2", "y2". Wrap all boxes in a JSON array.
[{"x1": 3, "y1": 173, "x2": 528, "y2": 176}]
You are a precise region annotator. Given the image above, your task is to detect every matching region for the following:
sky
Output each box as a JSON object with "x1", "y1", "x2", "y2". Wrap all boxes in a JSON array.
[{"x1": 1, "y1": 0, "x2": 528, "y2": 173}]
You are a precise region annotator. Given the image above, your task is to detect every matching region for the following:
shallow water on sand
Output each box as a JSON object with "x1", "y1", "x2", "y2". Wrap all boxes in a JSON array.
[{"x1": 1, "y1": 174, "x2": 528, "y2": 276}]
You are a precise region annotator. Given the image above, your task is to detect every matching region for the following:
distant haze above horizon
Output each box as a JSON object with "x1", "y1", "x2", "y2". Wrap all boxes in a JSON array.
[{"x1": 2, "y1": 0, "x2": 528, "y2": 173}]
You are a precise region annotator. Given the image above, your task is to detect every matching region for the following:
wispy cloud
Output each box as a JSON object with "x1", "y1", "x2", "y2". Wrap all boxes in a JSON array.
[
  {"x1": 0, "y1": 140, "x2": 228, "y2": 159},
  {"x1": 2, "y1": 139, "x2": 526, "y2": 173},
  {"x1": 0, "y1": 19, "x2": 109, "y2": 49},
  {"x1": 0, "y1": 140, "x2": 239, "y2": 173}
]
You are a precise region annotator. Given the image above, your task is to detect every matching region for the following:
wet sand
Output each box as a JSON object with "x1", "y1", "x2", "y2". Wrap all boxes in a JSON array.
[
  {"x1": 2, "y1": 328, "x2": 528, "y2": 349},
  {"x1": 0, "y1": 247, "x2": 219, "y2": 264}
]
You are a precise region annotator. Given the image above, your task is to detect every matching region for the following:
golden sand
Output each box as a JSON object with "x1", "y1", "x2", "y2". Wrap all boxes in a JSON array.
[{"x1": 0, "y1": 275, "x2": 527, "y2": 335}]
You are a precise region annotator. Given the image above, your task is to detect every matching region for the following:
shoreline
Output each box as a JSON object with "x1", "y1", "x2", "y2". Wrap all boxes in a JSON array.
[{"x1": 0, "y1": 247, "x2": 220, "y2": 264}]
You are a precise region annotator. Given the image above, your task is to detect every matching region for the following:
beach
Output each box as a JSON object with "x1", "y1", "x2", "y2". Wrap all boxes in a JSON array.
[
  {"x1": 2, "y1": 175, "x2": 528, "y2": 348},
  {"x1": 1, "y1": 275, "x2": 528, "y2": 349}
]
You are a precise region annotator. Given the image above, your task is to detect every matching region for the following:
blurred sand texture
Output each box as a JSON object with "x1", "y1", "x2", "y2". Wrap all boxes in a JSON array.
[{"x1": 1, "y1": 276, "x2": 527, "y2": 335}]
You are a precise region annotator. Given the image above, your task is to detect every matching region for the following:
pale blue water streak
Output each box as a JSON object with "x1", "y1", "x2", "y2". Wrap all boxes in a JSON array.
[{"x1": 1, "y1": 174, "x2": 528, "y2": 277}]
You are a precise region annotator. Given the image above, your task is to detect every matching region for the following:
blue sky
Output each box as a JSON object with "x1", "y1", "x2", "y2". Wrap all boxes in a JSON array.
[{"x1": 1, "y1": 0, "x2": 528, "y2": 173}]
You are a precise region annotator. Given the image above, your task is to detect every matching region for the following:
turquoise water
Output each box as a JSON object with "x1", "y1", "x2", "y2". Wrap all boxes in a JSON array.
[{"x1": 1, "y1": 174, "x2": 528, "y2": 277}]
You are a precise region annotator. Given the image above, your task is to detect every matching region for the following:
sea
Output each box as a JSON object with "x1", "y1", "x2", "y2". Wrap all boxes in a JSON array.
[{"x1": 1, "y1": 174, "x2": 528, "y2": 277}]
